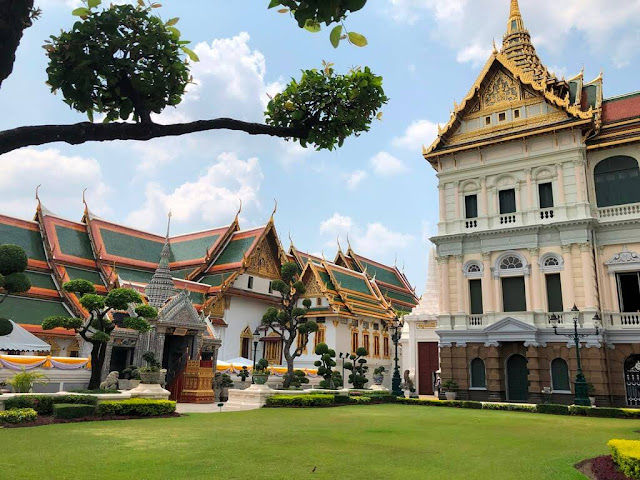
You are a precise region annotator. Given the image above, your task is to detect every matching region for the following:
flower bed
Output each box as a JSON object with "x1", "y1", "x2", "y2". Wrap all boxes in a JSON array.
[
  {"x1": 609, "y1": 440, "x2": 640, "y2": 479},
  {"x1": 576, "y1": 455, "x2": 633, "y2": 480},
  {"x1": 3, "y1": 394, "x2": 98, "y2": 415},
  {"x1": 0, "y1": 408, "x2": 37, "y2": 424}
]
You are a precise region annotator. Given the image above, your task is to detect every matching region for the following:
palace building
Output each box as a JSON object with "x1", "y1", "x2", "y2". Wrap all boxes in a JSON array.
[
  {"x1": 423, "y1": 0, "x2": 640, "y2": 406},
  {"x1": 0, "y1": 197, "x2": 417, "y2": 390}
]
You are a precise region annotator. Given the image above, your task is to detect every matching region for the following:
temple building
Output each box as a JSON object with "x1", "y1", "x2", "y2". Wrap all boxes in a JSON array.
[
  {"x1": 0, "y1": 197, "x2": 417, "y2": 389},
  {"x1": 423, "y1": 0, "x2": 640, "y2": 406}
]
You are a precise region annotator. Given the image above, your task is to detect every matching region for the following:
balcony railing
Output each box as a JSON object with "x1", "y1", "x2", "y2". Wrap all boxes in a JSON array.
[
  {"x1": 598, "y1": 202, "x2": 640, "y2": 221},
  {"x1": 539, "y1": 208, "x2": 555, "y2": 220},
  {"x1": 610, "y1": 313, "x2": 640, "y2": 327}
]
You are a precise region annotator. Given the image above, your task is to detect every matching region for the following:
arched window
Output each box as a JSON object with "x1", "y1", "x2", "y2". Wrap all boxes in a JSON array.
[
  {"x1": 463, "y1": 260, "x2": 483, "y2": 278},
  {"x1": 470, "y1": 358, "x2": 486, "y2": 389},
  {"x1": 551, "y1": 358, "x2": 570, "y2": 392},
  {"x1": 495, "y1": 252, "x2": 528, "y2": 312},
  {"x1": 594, "y1": 156, "x2": 640, "y2": 207},
  {"x1": 500, "y1": 255, "x2": 523, "y2": 270},
  {"x1": 240, "y1": 326, "x2": 252, "y2": 359},
  {"x1": 539, "y1": 253, "x2": 563, "y2": 273}
]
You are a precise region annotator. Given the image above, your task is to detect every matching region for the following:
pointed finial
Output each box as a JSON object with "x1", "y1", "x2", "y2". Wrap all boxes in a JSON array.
[
  {"x1": 394, "y1": 252, "x2": 397, "y2": 267},
  {"x1": 35, "y1": 184, "x2": 41, "y2": 203},
  {"x1": 371, "y1": 271, "x2": 377, "y2": 282},
  {"x1": 82, "y1": 188, "x2": 88, "y2": 211},
  {"x1": 337, "y1": 236, "x2": 342, "y2": 252},
  {"x1": 270, "y1": 199, "x2": 278, "y2": 221},
  {"x1": 288, "y1": 230, "x2": 295, "y2": 249},
  {"x1": 346, "y1": 233, "x2": 352, "y2": 251},
  {"x1": 235, "y1": 199, "x2": 242, "y2": 222},
  {"x1": 510, "y1": 0, "x2": 521, "y2": 18},
  {"x1": 492, "y1": 38, "x2": 498, "y2": 54},
  {"x1": 165, "y1": 210, "x2": 172, "y2": 241}
]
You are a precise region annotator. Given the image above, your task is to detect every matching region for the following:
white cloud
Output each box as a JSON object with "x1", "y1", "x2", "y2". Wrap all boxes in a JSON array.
[
  {"x1": 392, "y1": 119, "x2": 439, "y2": 150},
  {"x1": 319, "y1": 213, "x2": 414, "y2": 258},
  {"x1": 386, "y1": 0, "x2": 640, "y2": 68},
  {"x1": 126, "y1": 152, "x2": 263, "y2": 232},
  {"x1": 0, "y1": 148, "x2": 110, "y2": 219},
  {"x1": 370, "y1": 152, "x2": 408, "y2": 176},
  {"x1": 345, "y1": 170, "x2": 368, "y2": 190}
]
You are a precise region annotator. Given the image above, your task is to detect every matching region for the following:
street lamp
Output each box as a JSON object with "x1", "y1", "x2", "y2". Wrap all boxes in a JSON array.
[
  {"x1": 390, "y1": 317, "x2": 403, "y2": 397},
  {"x1": 252, "y1": 327, "x2": 261, "y2": 384},
  {"x1": 339, "y1": 352, "x2": 347, "y2": 385},
  {"x1": 549, "y1": 305, "x2": 601, "y2": 406}
]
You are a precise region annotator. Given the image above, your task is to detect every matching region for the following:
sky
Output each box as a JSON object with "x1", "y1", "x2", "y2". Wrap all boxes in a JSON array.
[{"x1": 1, "y1": 0, "x2": 639, "y2": 295}]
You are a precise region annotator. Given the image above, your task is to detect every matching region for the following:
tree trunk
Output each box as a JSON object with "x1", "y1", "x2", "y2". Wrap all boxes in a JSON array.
[
  {"x1": 282, "y1": 337, "x2": 295, "y2": 389},
  {"x1": 88, "y1": 342, "x2": 105, "y2": 390}
]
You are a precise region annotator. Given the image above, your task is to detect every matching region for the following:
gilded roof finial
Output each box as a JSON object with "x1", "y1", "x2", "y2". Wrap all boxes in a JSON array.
[
  {"x1": 35, "y1": 184, "x2": 41, "y2": 204},
  {"x1": 492, "y1": 38, "x2": 498, "y2": 54},
  {"x1": 288, "y1": 230, "x2": 295, "y2": 249},
  {"x1": 510, "y1": 0, "x2": 522, "y2": 19},
  {"x1": 337, "y1": 236, "x2": 342, "y2": 253},
  {"x1": 234, "y1": 198, "x2": 242, "y2": 223},
  {"x1": 270, "y1": 199, "x2": 278, "y2": 222},
  {"x1": 82, "y1": 188, "x2": 88, "y2": 211},
  {"x1": 165, "y1": 210, "x2": 172, "y2": 241},
  {"x1": 346, "y1": 233, "x2": 352, "y2": 252}
]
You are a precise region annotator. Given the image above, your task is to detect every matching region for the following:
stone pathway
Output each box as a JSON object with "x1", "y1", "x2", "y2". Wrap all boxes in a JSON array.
[{"x1": 176, "y1": 402, "x2": 258, "y2": 414}]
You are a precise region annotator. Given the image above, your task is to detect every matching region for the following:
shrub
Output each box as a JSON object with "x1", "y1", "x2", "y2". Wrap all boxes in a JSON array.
[
  {"x1": 570, "y1": 406, "x2": 627, "y2": 418},
  {"x1": 334, "y1": 395, "x2": 351, "y2": 404},
  {"x1": 536, "y1": 404, "x2": 570, "y2": 415},
  {"x1": 5, "y1": 368, "x2": 48, "y2": 393},
  {"x1": 482, "y1": 403, "x2": 537, "y2": 413},
  {"x1": 52, "y1": 403, "x2": 96, "y2": 419},
  {"x1": 96, "y1": 399, "x2": 176, "y2": 417},
  {"x1": 609, "y1": 439, "x2": 640, "y2": 480},
  {"x1": 265, "y1": 395, "x2": 335, "y2": 408},
  {"x1": 0, "y1": 408, "x2": 37, "y2": 424},
  {"x1": 71, "y1": 389, "x2": 119, "y2": 394},
  {"x1": 350, "y1": 396, "x2": 371, "y2": 404},
  {"x1": 398, "y1": 398, "x2": 482, "y2": 409},
  {"x1": 4, "y1": 394, "x2": 97, "y2": 415}
]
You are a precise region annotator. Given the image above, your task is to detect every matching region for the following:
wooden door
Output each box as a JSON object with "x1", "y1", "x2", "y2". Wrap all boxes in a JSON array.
[
  {"x1": 506, "y1": 354, "x2": 529, "y2": 402},
  {"x1": 418, "y1": 342, "x2": 439, "y2": 395}
]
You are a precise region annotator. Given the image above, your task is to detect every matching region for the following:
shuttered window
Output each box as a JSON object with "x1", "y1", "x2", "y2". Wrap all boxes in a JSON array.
[
  {"x1": 594, "y1": 156, "x2": 640, "y2": 207},
  {"x1": 469, "y1": 279, "x2": 483, "y2": 314},
  {"x1": 499, "y1": 189, "x2": 516, "y2": 214},
  {"x1": 538, "y1": 182, "x2": 554, "y2": 208},
  {"x1": 465, "y1": 194, "x2": 478, "y2": 219},
  {"x1": 470, "y1": 358, "x2": 486, "y2": 388},
  {"x1": 502, "y1": 276, "x2": 526, "y2": 312},
  {"x1": 551, "y1": 358, "x2": 570, "y2": 391},
  {"x1": 545, "y1": 273, "x2": 563, "y2": 312}
]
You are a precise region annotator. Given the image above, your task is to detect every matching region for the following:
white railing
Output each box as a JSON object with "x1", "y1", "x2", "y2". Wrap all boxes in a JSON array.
[
  {"x1": 610, "y1": 313, "x2": 640, "y2": 328},
  {"x1": 499, "y1": 213, "x2": 517, "y2": 225},
  {"x1": 464, "y1": 219, "x2": 478, "y2": 229},
  {"x1": 539, "y1": 208, "x2": 555, "y2": 220},
  {"x1": 598, "y1": 202, "x2": 640, "y2": 221},
  {"x1": 468, "y1": 315, "x2": 484, "y2": 327}
]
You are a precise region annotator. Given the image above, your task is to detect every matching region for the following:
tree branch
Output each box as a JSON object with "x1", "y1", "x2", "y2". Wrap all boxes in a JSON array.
[
  {"x1": 0, "y1": 0, "x2": 34, "y2": 89},
  {"x1": 0, "y1": 118, "x2": 310, "y2": 155}
]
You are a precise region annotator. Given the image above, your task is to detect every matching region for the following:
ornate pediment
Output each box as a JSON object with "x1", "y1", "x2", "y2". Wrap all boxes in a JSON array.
[
  {"x1": 158, "y1": 291, "x2": 206, "y2": 330},
  {"x1": 606, "y1": 248, "x2": 640, "y2": 273},
  {"x1": 483, "y1": 317, "x2": 537, "y2": 333},
  {"x1": 245, "y1": 235, "x2": 281, "y2": 279},
  {"x1": 482, "y1": 70, "x2": 519, "y2": 108},
  {"x1": 304, "y1": 274, "x2": 323, "y2": 296}
]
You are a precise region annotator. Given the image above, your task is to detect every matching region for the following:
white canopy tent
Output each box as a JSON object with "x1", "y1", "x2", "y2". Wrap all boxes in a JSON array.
[{"x1": 0, "y1": 320, "x2": 51, "y2": 353}]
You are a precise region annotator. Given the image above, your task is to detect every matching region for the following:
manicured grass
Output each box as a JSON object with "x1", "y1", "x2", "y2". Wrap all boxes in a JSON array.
[{"x1": 1, "y1": 404, "x2": 638, "y2": 479}]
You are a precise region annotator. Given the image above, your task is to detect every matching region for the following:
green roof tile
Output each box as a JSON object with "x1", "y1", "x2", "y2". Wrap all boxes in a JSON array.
[
  {"x1": 0, "y1": 223, "x2": 46, "y2": 261},
  {"x1": 186, "y1": 291, "x2": 205, "y2": 304},
  {"x1": 200, "y1": 272, "x2": 234, "y2": 287},
  {"x1": 359, "y1": 260, "x2": 404, "y2": 288},
  {"x1": 25, "y1": 271, "x2": 57, "y2": 290},
  {"x1": 170, "y1": 268, "x2": 193, "y2": 280},
  {"x1": 65, "y1": 266, "x2": 104, "y2": 286},
  {"x1": 101, "y1": 228, "x2": 163, "y2": 264},
  {"x1": 171, "y1": 234, "x2": 220, "y2": 263},
  {"x1": 0, "y1": 296, "x2": 70, "y2": 325},
  {"x1": 383, "y1": 289, "x2": 417, "y2": 305},
  {"x1": 116, "y1": 267, "x2": 154, "y2": 284},
  {"x1": 318, "y1": 272, "x2": 336, "y2": 290},
  {"x1": 392, "y1": 303, "x2": 412, "y2": 314},
  {"x1": 55, "y1": 225, "x2": 94, "y2": 260},
  {"x1": 213, "y1": 236, "x2": 256, "y2": 266},
  {"x1": 331, "y1": 270, "x2": 370, "y2": 295}
]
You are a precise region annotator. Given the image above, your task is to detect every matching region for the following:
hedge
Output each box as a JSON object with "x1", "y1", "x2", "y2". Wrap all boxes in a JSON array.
[
  {"x1": 96, "y1": 399, "x2": 176, "y2": 417},
  {"x1": 398, "y1": 398, "x2": 483, "y2": 409},
  {"x1": 4, "y1": 395, "x2": 98, "y2": 415},
  {"x1": 535, "y1": 404, "x2": 570, "y2": 415},
  {"x1": 53, "y1": 403, "x2": 96, "y2": 419},
  {"x1": 609, "y1": 439, "x2": 640, "y2": 479},
  {"x1": 570, "y1": 406, "x2": 640, "y2": 419},
  {"x1": 481, "y1": 403, "x2": 536, "y2": 413},
  {"x1": 265, "y1": 395, "x2": 335, "y2": 408},
  {"x1": 0, "y1": 408, "x2": 37, "y2": 424}
]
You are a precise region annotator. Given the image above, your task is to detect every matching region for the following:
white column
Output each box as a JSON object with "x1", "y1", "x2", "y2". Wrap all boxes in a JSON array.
[
  {"x1": 574, "y1": 159, "x2": 586, "y2": 203},
  {"x1": 438, "y1": 256, "x2": 451, "y2": 314},
  {"x1": 609, "y1": 272, "x2": 620, "y2": 312},
  {"x1": 456, "y1": 255, "x2": 465, "y2": 313},
  {"x1": 580, "y1": 243, "x2": 597, "y2": 310},
  {"x1": 438, "y1": 183, "x2": 446, "y2": 223},
  {"x1": 453, "y1": 181, "x2": 461, "y2": 220},
  {"x1": 494, "y1": 272, "x2": 502, "y2": 313},
  {"x1": 524, "y1": 274, "x2": 532, "y2": 312},
  {"x1": 556, "y1": 163, "x2": 566, "y2": 205},
  {"x1": 482, "y1": 252, "x2": 494, "y2": 313},
  {"x1": 529, "y1": 248, "x2": 542, "y2": 312},
  {"x1": 525, "y1": 168, "x2": 534, "y2": 210},
  {"x1": 561, "y1": 244, "x2": 575, "y2": 309},
  {"x1": 480, "y1": 176, "x2": 488, "y2": 217}
]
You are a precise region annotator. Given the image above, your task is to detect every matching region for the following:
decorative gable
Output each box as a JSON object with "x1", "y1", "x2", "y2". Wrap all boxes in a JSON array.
[
  {"x1": 483, "y1": 70, "x2": 519, "y2": 108},
  {"x1": 158, "y1": 291, "x2": 206, "y2": 330},
  {"x1": 244, "y1": 232, "x2": 282, "y2": 279},
  {"x1": 483, "y1": 316, "x2": 537, "y2": 333}
]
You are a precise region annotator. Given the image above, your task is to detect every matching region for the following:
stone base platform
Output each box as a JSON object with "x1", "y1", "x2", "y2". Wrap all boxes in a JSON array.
[{"x1": 129, "y1": 383, "x2": 170, "y2": 400}]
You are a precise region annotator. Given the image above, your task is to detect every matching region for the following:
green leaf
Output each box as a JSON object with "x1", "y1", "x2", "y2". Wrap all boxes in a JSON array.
[
  {"x1": 348, "y1": 31, "x2": 368, "y2": 47},
  {"x1": 268, "y1": 0, "x2": 281, "y2": 8},
  {"x1": 304, "y1": 19, "x2": 321, "y2": 33},
  {"x1": 87, "y1": 0, "x2": 101, "y2": 8},
  {"x1": 181, "y1": 46, "x2": 199, "y2": 62},
  {"x1": 165, "y1": 17, "x2": 179, "y2": 26},
  {"x1": 71, "y1": 7, "x2": 90, "y2": 16},
  {"x1": 330, "y1": 25, "x2": 342, "y2": 48},
  {"x1": 167, "y1": 26, "x2": 181, "y2": 38}
]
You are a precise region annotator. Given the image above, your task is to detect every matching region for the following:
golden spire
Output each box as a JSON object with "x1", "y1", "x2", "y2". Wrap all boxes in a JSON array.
[
  {"x1": 510, "y1": 0, "x2": 522, "y2": 19},
  {"x1": 506, "y1": 0, "x2": 524, "y2": 34},
  {"x1": 502, "y1": 0, "x2": 547, "y2": 82}
]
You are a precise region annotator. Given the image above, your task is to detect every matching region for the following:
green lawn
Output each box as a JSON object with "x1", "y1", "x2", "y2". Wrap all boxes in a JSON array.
[{"x1": 1, "y1": 405, "x2": 638, "y2": 479}]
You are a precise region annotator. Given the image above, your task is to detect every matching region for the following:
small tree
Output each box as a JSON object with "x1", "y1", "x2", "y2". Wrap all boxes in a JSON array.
[
  {"x1": 314, "y1": 342, "x2": 337, "y2": 389},
  {"x1": 288, "y1": 369, "x2": 309, "y2": 389},
  {"x1": 344, "y1": 347, "x2": 369, "y2": 389},
  {"x1": 42, "y1": 279, "x2": 157, "y2": 389},
  {"x1": 0, "y1": 244, "x2": 32, "y2": 337},
  {"x1": 261, "y1": 262, "x2": 318, "y2": 389}
]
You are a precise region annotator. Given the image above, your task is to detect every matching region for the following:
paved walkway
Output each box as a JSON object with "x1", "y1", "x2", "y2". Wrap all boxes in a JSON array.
[{"x1": 176, "y1": 402, "x2": 258, "y2": 414}]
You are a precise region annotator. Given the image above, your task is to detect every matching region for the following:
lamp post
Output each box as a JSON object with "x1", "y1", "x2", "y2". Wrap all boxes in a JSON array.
[
  {"x1": 339, "y1": 352, "x2": 346, "y2": 385},
  {"x1": 252, "y1": 327, "x2": 261, "y2": 384},
  {"x1": 549, "y1": 305, "x2": 601, "y2": 406},
  {"x1": 391, "y1": 318, "x2": 403, "y2": 397}
]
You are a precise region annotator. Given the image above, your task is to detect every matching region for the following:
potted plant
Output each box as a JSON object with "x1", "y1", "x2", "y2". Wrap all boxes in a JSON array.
[
  {"x1": 118, "y1": 365, "x2": 141, "y2": 390},
  {"x1": 6, "y1": 367, "x2": 48, "y2": 393},
  {"x1": 238, "y1": 366, "x2": 250, "y2": 383},
  {"x1": 443, "y1": 379, "x2": 459, "y2": 400},
  {"x1": 252, "y1": 358, "x2": 270, "y2": 385},
  {"x1": 587, "y1": 382, "x2": 596, "y2": 407},
  {"x1": 139, "y1": 351, "x2": 163, "y2": 384},
  {"x1": 373, "y1": 366, "x2": 386, "y2": 385},
  {"x1": 217, "y1": 373, "x2": 234, "y2": 401}
]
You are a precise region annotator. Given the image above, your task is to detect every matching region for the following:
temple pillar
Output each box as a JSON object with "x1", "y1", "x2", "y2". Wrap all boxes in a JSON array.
[
  {"x1": 439, "y1": 183, "x2": 446, "y2": 223},
  {"x1": 438, "y1": 256, "x2": 451, "y2": 314},
  {"x1": 529, "y1": 248, "x2": 542, "y2": 312},
  {"x1": 561, "y1": 245, "x2": 575, "y2": 309},
  {"x1": 574, "y1": 159, "x2": 586, "y2": 203},
  {"x1": 556, "y1": 163, "x2": 566, "y2": 205},
  {"x1": 482, "y1": 252, "x2": 494, "y2": 313},
  {"x1": 580, "y1": 243, "x2": 597, "y2": 310},
  {"x1": 101, "y1": 342, "x2": 114, "y2": 381},
  {"x1": 456, "y1": 255, "x2": 465, "y2": 313},
  {"x1": 526, "y1": 344, "x2": 543, "y2": 404}
]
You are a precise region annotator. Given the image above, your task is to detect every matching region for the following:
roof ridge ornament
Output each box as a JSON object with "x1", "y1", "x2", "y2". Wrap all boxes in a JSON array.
[
  {"x1": 337, "y1": 236, "x2": 342, "y2": 253},
  {"x1": 270, "y1": 199, "x2": 278, "y2": 222},
  {"x1": 234, "y1": 198, "x2": 242, "y2": 223},
  {"x1": 165, "y1": 210, "x2": 172, "y2": 242}
]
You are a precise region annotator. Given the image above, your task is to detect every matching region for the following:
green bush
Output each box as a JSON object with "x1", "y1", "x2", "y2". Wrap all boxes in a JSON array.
[
  {"x1": 96, "y1": 399, "x2": 176, "y2": 417},
  {"x1": 536, "y1": 404, "x2": 570, "y2": 415},
  {"x1": 570, "y1": 406, "x2": 626, "y2": 418},
  {"x1": 71, "y1": 389, "x2": 119, "y2": 394},
  {"x1": 0, "y1": 408, "x2": 37, "y2": 424},
  {"x1": 265, "y1": 394, "x2": 335, "y2": 408},
  {"x1": 481, "y1": 403, "x2": 537, "y2": 413},
  {"x1": 52, "y1": 403, "x2": 96, "y2": 419},
  {"x1": 609, "y1": 439, "x2": 640, "y2": 480},
  {"x1": 334, "y1": 395, "x2": 351, "y2": 404},
  {"x1": 399, "y1": 398, "x2": 482, "y2": 409},
  {"x1": 350, "y1": 396, "x2": 372, "y2": 404},
  {"x1": 4, "y1": 394, "x2": 97, "y2": 415}
]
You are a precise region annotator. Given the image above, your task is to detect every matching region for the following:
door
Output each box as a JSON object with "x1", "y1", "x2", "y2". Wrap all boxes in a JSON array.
[
  {"x1": 418, "y1": 342, "x2": 439, "y2": 395},
  {"x1": 506, "y1": 354, "x2": 529, "y2": 402},
  {"x1": 624, "y1": 355, "x2": 640, "y2": 406}
]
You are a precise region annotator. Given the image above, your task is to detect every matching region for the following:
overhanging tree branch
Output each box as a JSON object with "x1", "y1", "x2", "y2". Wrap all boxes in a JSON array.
[{"x1": 0, "y1": 119, "x2": 310, "y2": 155}]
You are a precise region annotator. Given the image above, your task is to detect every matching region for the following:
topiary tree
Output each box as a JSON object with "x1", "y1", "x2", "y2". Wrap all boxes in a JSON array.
[
  {"x1": 42, "y1": 279, "x2": 157, "y2": 389},
  {"x1": 344, "y1": 347, "x2": 369, "y2": 389},
  {"x1": 314, "y1": 342, "x2": 337, "y2": 389},
  {"x1": 287, "y1": 369, "x2": 309, "y2": 389},
  {"x1": 0, "y1": 1, "x2": 386, "y2": 155},
  {"x1": 0, "y1": 244, "x2": 32, "y2": 337},
  {"x1": 261, "y1": 262, "x2": 318, "y2": 389}
]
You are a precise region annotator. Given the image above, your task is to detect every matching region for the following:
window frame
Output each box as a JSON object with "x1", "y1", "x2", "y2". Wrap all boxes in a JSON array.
[
  {"x1": 465, "y1": 194, "x2": 479, "y2": 219},
  {"x1": 469, "y1": 357, "x2": 487, "y2": 390},
  {"x1": 499, "y1": 188, "x2": 517, "y2": 214},
  {"x1": 538, "y1": 182, "x2": 554, "y2": 209},
  {"x1": 247, "y1": 276, "x2": 254, "y2": 290},
  {"x1": 550, "y1": 358, "x2": 571, "y2": 393}
]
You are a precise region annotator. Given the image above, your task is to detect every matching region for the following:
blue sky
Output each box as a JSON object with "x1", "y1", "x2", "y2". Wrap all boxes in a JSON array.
[{"x1": 1, "y1": 0, "x2": 639, "y2": 294}]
